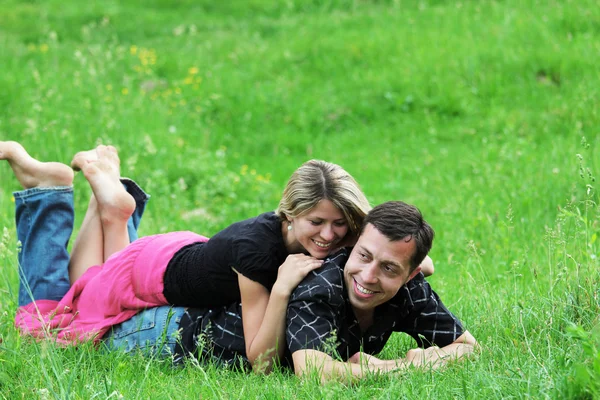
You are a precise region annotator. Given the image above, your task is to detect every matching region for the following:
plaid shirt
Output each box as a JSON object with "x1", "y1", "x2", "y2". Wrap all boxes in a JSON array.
[
  {"x1": 286, "y1": 249, "x2": 465, "y2": 360},
  {"x1": 176, "y1": 249, "x2": 465, "y2": 366},
  {"x1": 175, "y1": 302, "x2": 249, "y2": 368}
]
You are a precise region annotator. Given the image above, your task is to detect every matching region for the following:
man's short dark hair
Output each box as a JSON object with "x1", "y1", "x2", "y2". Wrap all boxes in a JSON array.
[{"x1": 361, "y1": 201, "x2": 435, "y2": 271}]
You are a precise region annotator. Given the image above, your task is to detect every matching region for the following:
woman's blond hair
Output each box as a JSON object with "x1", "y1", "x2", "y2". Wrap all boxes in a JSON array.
[{"x1": 276, "y1": 160, "x2": 371, "y2": 235}]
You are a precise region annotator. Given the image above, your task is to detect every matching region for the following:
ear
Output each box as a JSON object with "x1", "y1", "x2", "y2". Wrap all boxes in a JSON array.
[{"x1": 406, "y1": 266, "x2": 422, "y2": 282}]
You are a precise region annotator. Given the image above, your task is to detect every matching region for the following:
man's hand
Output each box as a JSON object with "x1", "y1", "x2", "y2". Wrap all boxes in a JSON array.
[{"x1": 345, "y1": 331, "x2": 479, "y2": 374}]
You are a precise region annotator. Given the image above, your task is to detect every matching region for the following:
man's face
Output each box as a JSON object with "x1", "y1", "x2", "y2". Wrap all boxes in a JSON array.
[{"x1": 344, "y1": 223, "x2": 421, "y2": 317}]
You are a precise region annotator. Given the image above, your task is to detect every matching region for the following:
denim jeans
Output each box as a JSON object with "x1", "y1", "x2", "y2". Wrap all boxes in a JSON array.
[
  {"x1": 103, "y1": 305, "x2": 187, "y2": 357},
  {"x1": 15, "y1": 179, "x2": 149, "y2": 306}
]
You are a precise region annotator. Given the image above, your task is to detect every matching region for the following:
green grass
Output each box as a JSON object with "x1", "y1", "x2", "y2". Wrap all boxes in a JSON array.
[{"x1": 1, "y1": 0, "x2": 599, "y2": 398}]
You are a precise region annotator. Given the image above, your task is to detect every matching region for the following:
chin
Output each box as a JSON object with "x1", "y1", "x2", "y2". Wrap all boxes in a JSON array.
[{"x1": 309, "y1": 247, "x2": 329, "y2": 257}]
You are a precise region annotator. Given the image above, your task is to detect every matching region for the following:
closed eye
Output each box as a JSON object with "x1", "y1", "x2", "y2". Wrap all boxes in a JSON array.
[{"x1": 382, "y1": 263, "x2": 400, "y2": 276}]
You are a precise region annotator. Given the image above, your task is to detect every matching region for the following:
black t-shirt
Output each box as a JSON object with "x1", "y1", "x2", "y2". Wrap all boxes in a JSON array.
[{"x1": 163, "y1": 212, "x2": 288, "y2": 307}]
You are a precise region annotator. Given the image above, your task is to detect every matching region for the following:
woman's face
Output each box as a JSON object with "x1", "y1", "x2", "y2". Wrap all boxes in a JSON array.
[{"x1": 287, "y1": 199, "x2": 349, "y2": 259}]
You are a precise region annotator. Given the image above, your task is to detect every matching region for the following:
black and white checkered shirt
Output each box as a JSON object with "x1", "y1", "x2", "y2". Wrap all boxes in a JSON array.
[
  {"x1": 286, "y1": 249, "x2": 465, "y2": 360},
  {"x1": 175, "y1": 302, "x2": 250, "y2": 368}
]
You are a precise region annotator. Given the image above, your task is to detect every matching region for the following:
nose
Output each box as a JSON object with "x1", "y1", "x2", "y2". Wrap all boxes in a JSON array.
[
  {"x1": 320, "y1": 224, "x2": 335, "y2": 241},
  {"x1": 361, "y1": 262, "x2": 378, "y2": 284}
]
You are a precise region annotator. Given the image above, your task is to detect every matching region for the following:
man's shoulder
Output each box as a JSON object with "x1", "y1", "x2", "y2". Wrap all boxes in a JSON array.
[
  {"x1": 390, "y1": 272, "x2": 434, "y2": 311},
  {"x1": 289, "y1": 249, "x2": 349, "y2": 305}
]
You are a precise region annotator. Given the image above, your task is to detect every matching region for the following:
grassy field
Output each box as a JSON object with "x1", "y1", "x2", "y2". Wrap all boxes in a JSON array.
[{"x1": 1, "y1": 0, "x2": 599, "y2": 398}]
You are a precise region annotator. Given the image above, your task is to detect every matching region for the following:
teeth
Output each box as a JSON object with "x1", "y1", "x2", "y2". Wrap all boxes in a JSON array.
[
  {"x1": 313, "y1": 240, "x2": 332, "y2": 249},
  {"x1": 356, "y1": 282, "x2": 374, "y2": 295}
]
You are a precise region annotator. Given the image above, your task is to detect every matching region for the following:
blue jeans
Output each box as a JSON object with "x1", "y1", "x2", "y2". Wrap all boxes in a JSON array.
[
  {"x1": 103, "y1": 305, "x2": 187, "y2": 357},
  {"x1": 15, "y1": 178, "x2": 149, "y2": 306}
]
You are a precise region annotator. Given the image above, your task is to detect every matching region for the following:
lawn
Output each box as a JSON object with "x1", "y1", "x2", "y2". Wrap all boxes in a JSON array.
[{"x1": 1, "y1": 0, "x2": 599, "y2": 398}]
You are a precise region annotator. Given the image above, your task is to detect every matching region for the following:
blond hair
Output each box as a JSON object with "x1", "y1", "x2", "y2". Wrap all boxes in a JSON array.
[{"x1": 276, "y1": 160, "x2": 371, "y2": 235}]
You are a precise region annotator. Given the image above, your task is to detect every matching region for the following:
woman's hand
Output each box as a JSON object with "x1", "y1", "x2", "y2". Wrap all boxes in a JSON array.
[{"x1": 272, "y1": 254, "x2": 323, "y2": 297}]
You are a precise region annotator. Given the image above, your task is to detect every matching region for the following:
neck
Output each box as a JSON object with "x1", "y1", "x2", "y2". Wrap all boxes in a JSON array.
[
  {"x1": 281, "y1": 221, "x2": 299, "y2": 253},
  {"x1": 352, "y1": 307, "x2": 374, "y2": 333}
]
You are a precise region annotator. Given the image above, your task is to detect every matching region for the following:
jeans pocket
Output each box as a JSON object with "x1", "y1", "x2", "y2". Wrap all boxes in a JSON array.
[{"x1": 105, "y1": 307, "x2": 182, "y2": 356}]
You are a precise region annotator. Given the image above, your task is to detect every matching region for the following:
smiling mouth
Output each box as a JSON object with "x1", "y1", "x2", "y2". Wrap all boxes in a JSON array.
[
  {"x1": 313, "y1": 239, "x2": 333, "y2": 249},
  {"x1": 355, "y1": 280, "x2": 375, "y2": 295}
]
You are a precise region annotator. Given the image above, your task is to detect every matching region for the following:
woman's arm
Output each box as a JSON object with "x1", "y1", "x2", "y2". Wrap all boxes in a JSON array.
[
  {"x1": 237, "y1": 254, "x2": 323, "y2": 373},
  {"x1": 419, "y1": 255, "x2": 435, "y2": 277}
]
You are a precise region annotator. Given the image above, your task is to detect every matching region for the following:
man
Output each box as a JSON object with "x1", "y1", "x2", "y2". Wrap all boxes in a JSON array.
[
  {"x1": 173, "y1": 201, "x2": 476, "y2": 380},
  {"x1": 285, "y1": 201, "x2": 477, "y2": 381}
]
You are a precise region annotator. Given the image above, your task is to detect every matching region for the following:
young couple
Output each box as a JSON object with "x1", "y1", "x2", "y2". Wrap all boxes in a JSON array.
[{"x1": 2, "y1": 141, "x2": 476, "y2": 382}]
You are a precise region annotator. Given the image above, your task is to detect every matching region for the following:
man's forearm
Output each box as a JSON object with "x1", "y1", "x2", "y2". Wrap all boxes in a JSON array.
[
  {"x1": 348, "y1": 331, "x2": 478, "y2": 373},
  {"x1": 293, "y1": 349, "x2": 384, "y2": 383},
  {"x1": 292, "y1": 334, "x2": 477, "y2": 382},
  {"x1": 380, "y1": 331, "x2": 478, "y2": 370}
]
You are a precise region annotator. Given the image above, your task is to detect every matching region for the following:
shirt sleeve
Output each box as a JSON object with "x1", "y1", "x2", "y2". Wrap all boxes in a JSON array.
[
  {"x1": 286, "y1": 261, "x2": 346, "y2": 354},
  {"x1": 396, "y1": 277, "x2": 465, "y2": 348},
  {"x1": 231, "y1": 238, "x2": 281, "y2": 289}
]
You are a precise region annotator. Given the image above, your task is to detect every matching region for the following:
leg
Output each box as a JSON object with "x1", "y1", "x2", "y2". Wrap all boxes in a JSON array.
[
  {"x1": 68, "y1": 195, "x2": 104, "y2": 283},
  {"x1": 69, "y1": 146, "x2": 137, "y2": 282},
  {"x1": 1, "y1": 141, "x2": 74, "y2": 306},
  {"x1": 121, "y1": 177, "x2": 150, "y2": 243},
  {"x1": 72, "y1": 149, "x2": 150, "y2": 242},
  {"x1": 0, "y1": 141, "x2": 73, "y2": 188}
]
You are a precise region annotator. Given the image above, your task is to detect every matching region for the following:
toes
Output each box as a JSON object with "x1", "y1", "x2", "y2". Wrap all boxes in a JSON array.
[
  {"x1": 101, "y1": 145, "x2": 120, "y2": 166},
  {"x1": 71, "y1": 154, "x2": 88, "y2": 171}
]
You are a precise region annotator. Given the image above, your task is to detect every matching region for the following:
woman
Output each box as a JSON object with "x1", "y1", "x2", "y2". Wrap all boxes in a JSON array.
[{"x1": 4, "y1": 141, "x2": 373, "y2": 372}]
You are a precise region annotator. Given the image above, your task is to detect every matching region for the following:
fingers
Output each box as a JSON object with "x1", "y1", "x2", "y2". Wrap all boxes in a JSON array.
[
  {"x1": 276, "y1": 255, "x2": 324, "y2": 292},
  {"x1": 283, "y1": 254, "x2": 323, "y2": 270},
  {"x1": 285, "y1": 253, "x2": 319, "y2": 262},
  {"x1": 305, "y1": 259, "x2": 323, "y2": 272}
]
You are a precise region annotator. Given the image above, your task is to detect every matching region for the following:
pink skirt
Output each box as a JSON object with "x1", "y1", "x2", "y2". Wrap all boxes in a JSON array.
[{"x1": 15, "y1": 231, "x2": 208, "y2": 344}]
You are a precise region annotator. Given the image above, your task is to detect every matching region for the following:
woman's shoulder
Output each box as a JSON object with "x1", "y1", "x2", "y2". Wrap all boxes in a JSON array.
[{"x1": 227, "y1": 211, "x2": 283, "y2": 245}]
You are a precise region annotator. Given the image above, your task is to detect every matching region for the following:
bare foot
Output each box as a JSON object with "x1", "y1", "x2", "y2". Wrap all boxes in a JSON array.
[
  {"x1": 71, "y1": 145, "x2": 120, "y2": 172},
  {"x1": 79, "y1": 146, "x2": 135, "y2": 224},
  {"x1": 0, "y1": 141, "x2": 74, "y2": 189}
]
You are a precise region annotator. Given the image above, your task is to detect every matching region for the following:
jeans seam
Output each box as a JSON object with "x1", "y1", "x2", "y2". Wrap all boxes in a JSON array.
[{"x1": 13, "y1": 186, "x2": 73, "y2": 199}]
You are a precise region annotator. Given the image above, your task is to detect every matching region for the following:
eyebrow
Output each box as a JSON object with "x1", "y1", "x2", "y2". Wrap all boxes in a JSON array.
[{"x1": 360, "y1": 245, "x2": 404, "y2": 270}]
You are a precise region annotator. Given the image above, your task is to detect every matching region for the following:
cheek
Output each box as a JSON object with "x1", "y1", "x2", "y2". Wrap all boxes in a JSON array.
[
  {"x1": 335, "y1": 226, "x2": 349, "y2": 238},
  {"x1": 296, "y1": 224, "x2": 315, "y2": 242},
  {"x1": 344, "y1": 256, "x2": 359, "y2": 273},
  {"x1": 343, "y1": 266, "x2": 354, "y2": 283},
  {"x1": 382, "y1": 276, "x2": 405, "y2": 293}
]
